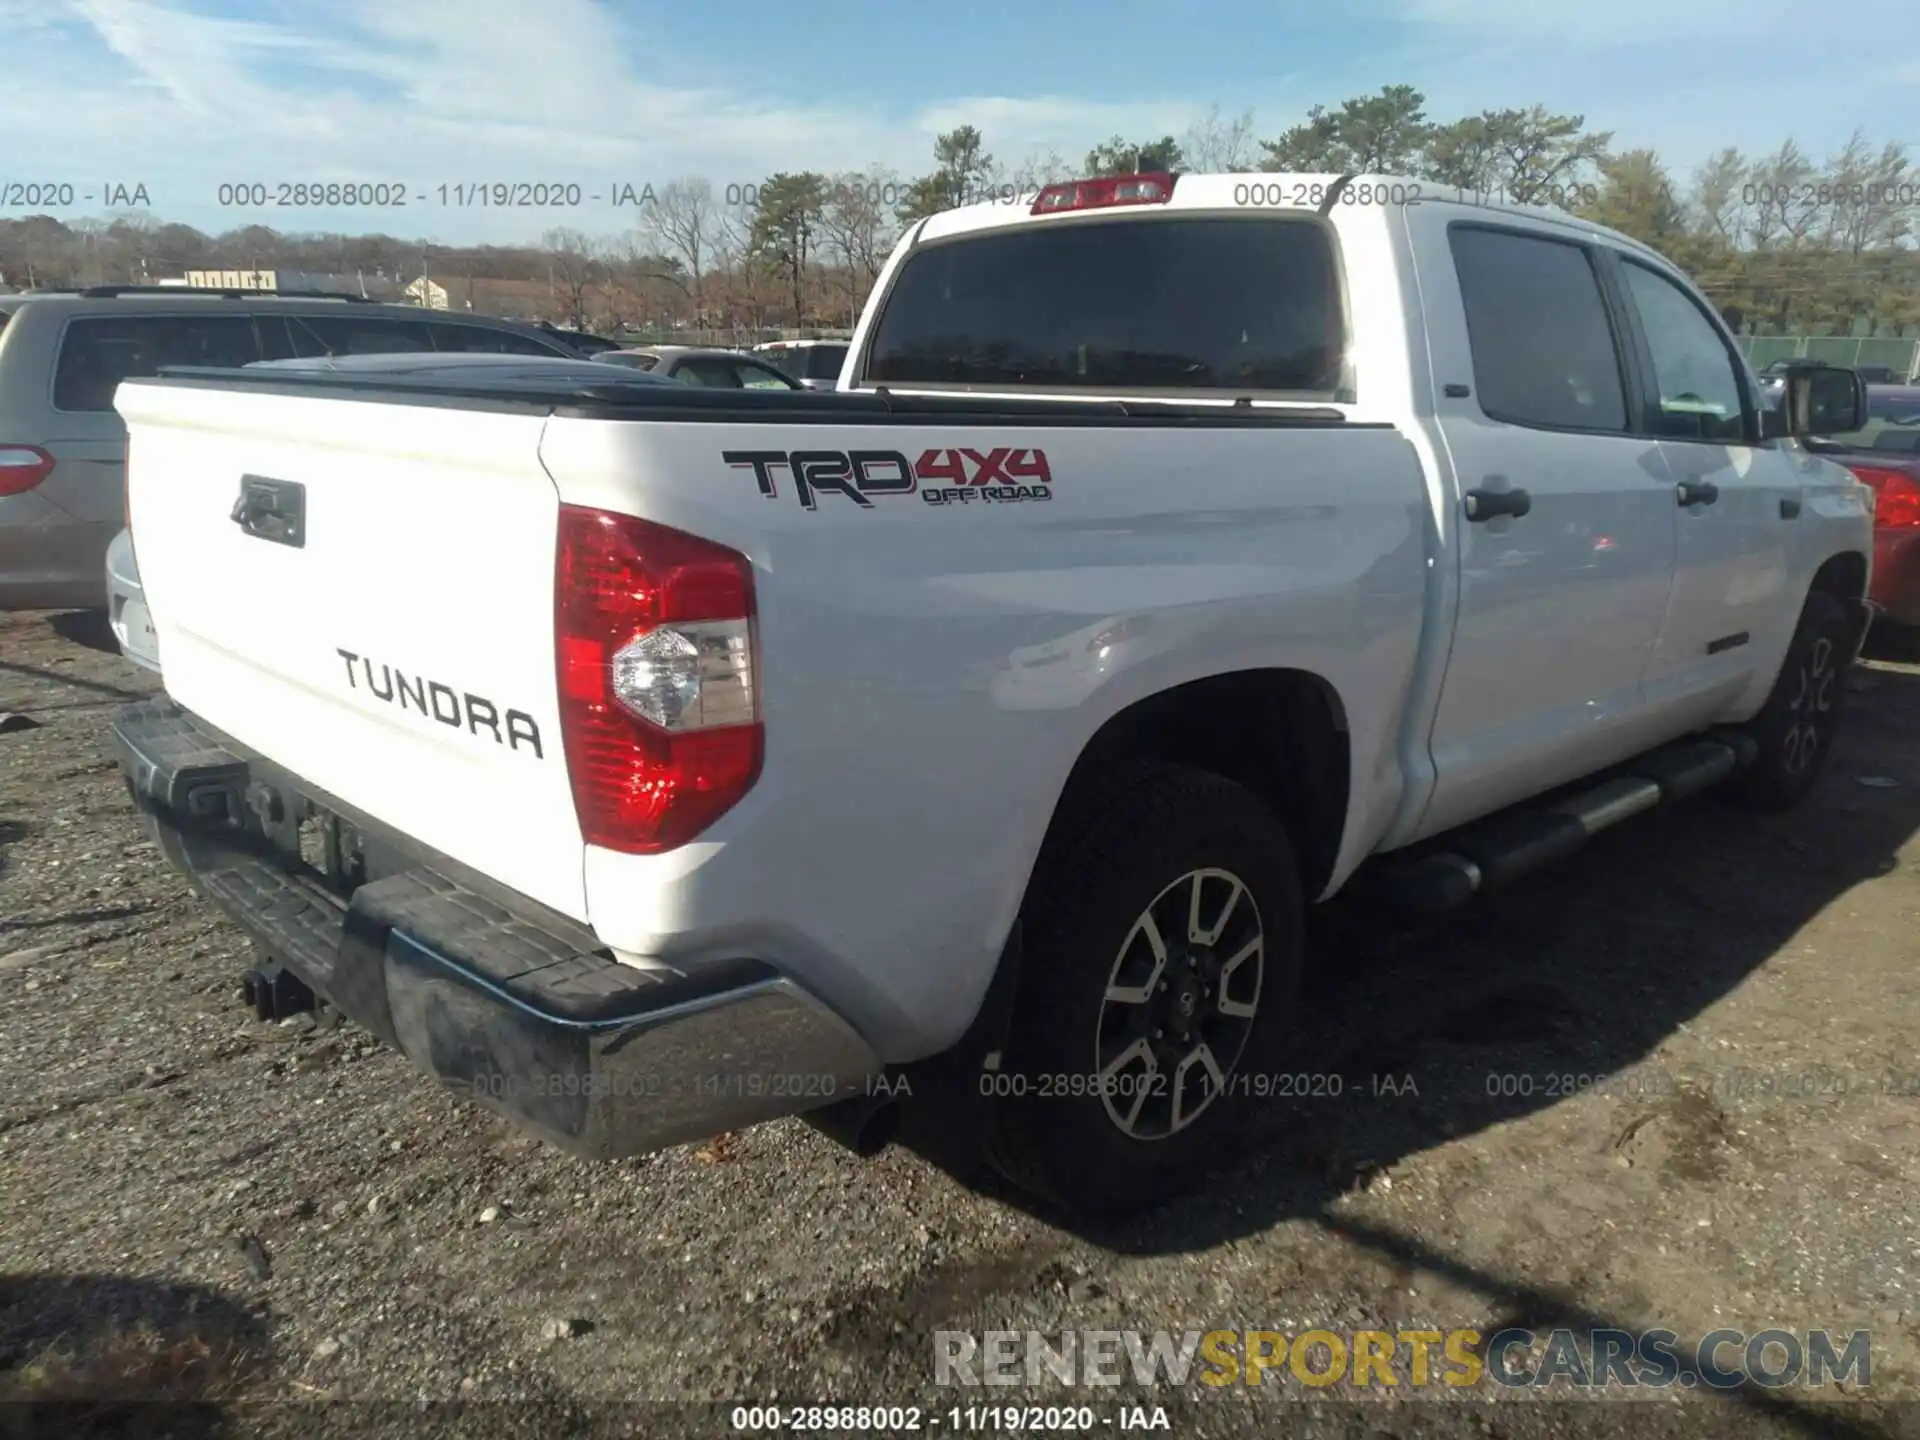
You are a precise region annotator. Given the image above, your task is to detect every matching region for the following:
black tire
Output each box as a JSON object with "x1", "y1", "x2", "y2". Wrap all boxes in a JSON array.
[
  {"x1": 1730, "y1": 590, "x2": 1853, "y2": 811},
  {"x1": 984, "y1": 761, "x2": 1304, "y2": 1217}
]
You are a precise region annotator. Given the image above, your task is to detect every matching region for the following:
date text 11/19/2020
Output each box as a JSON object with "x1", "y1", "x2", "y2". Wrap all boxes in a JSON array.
[
  {"x1": 1231, "y1": 180, "x2": 1600, "y2": 210},
  {"x1": 466, "y1": 1070, "x2": 912, "y2": 1104},
  {"x1": 465, "y1": 1068, "x2": 1423, "y2": 1105}
]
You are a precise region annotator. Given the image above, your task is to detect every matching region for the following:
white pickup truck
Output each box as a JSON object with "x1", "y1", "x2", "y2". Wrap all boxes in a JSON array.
[{"x1": 112, "y1": 172, "x2": 1874, "y2": 1215}]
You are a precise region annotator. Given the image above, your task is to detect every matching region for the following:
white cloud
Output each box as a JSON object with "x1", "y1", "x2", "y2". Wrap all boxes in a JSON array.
[
  {"x1": 1377, "y1": 0, "x2": 1917, "y2": 177},
  {"x1": 1399, "y1": 0, "x2": 1797, "y2": 44},
  {"x1": 1, "y1": 0, "x2": 1912, "y2": 245},
  {"x1": 3, "y1": 0, "x2": 1237, "y2": 243}
]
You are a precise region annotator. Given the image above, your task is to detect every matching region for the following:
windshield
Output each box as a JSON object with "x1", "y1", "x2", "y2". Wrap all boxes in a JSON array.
[
  {"x1": 864, "y1": 215, "x2": 1345, "y2": 394},
  {"x1": 1807, "y1": 385, "x2": 1920, "y2": 455}
]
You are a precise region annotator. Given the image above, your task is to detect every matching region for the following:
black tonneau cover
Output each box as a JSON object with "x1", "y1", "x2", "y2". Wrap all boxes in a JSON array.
[{"x1": 148, "y1": 362, "x2": 1361, "y2": 429}]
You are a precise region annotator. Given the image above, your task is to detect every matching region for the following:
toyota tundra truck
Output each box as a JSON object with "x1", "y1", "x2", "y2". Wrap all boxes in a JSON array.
[{"x1": 110, "y1": 172, "x2": 1874, "y2": 1215}]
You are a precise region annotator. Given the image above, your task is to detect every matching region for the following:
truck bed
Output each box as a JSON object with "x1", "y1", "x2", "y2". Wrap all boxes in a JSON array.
[{"x1": 117, "y1": 365, "x2": 1431, "y2": 1063}]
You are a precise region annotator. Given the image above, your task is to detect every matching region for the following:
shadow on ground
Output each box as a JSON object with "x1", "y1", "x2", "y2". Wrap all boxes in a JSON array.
[
  {"x1": 45, "y1": 611, "x2": 120, "y2": 658},
  {"x1": 880, "y1": 663, "x2": 1920, "y2": 1440},
  {"x1": 0, "y1": 1272, "x2": 273, "y2": 1439}
]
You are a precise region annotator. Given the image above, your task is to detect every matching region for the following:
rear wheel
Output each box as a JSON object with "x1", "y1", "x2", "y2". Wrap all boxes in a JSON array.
[
  {"x1": 985, "y1": 762, "x2": 1304, "y2": 1216},
  {"x1": 1731, "y1": 590, "x2": 1853, "y2": 811}
]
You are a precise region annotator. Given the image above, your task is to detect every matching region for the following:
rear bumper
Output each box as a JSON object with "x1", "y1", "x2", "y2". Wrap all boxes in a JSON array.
[
  {"x1": 113, "y1": 698, "x2": 882, "y2": 1159},
  {"x1": 1871, "y1": 528, "x2": 1920, "y2": 628},
  {"x1": 105, "y1": 528, "x2": 161, "y2": 672}
]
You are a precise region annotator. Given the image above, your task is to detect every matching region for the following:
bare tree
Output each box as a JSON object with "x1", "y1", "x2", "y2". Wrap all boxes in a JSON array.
[
  {"x1": 1688, "y1": 148, "x2": 1750, "y2": 248},
  {"x1": 644, "y1": 178, "x2": 719, "y2": 324},
  {"x1": 1008, "y1": 149, "x2": 1073, "y2": 193},
  {"x1": 1746, "y1": 140, "x2": 1818, "y2": 251},
  {"x1": 819, "y1": 167, "x2": 900, "y2": 326},
  {"x1": 590, "y1": 235, "x2": 643, "y2": 332},
  {"x1": 541, "y1": 227, "x2": 599, "y2": 327},
  {"x1": 69, "y1": 218, "x2": 109, "y2": 285},
  {"x1": 1181, "y1": 106, "x2": 1257, "y2": 172}
]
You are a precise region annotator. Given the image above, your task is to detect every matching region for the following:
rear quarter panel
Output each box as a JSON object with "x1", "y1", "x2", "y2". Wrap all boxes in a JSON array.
[
  {"x1": 540, "y1": 415, "x2": 1432, "y2": 1058},
  {"x1": 0, "y1": 304, "x2": 124, "y2": 605}
]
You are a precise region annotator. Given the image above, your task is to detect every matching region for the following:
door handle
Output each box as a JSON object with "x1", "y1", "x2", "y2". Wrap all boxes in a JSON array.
[
  {"x1": 1464, "y1": 487, "x2": 1532, "y2": 521},
  {"x1": 1780, "y1": 495, "x2": 1801, "y2": 519},
  {"x1": 230, "y1": 475, "x2": 305, "y2": 548},
  {"x1": 1676, "y1": 479, "x2": 1719, "y2": 507}
]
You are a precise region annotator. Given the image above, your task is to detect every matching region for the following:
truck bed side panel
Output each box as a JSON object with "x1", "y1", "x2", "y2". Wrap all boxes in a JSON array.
[{"x1": 540, "y1": 416, "x2": 1430, "y2": 1057}]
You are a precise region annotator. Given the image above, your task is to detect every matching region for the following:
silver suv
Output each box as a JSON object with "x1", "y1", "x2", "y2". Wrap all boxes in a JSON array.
[
  {"x1": 751, "y1": 339, "x2": 850, "y2": 390},
  {"x1": 0, "y1": 286, "x2": 587, "y2": 653}
]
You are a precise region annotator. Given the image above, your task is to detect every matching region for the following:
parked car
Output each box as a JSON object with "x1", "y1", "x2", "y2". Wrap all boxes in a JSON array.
[
  {"x1": 532, "y1": 321, "x2": 622, "y2": 354},
  {"x1": 751, "y1": 339, "x2": 849, "y2": 389},
  {"x1": 111, "y1": 172, "x2": 1871, "y2": 1216},
  {"x1": 0, "y1": 284, "x2": 595, "y2": 678},
  {"x1": 1802, "y1": 384, "x2": 1920, "y2": 632},
  {"x1": 593, "y1": 346, "x2": 803, "y2": 390}
]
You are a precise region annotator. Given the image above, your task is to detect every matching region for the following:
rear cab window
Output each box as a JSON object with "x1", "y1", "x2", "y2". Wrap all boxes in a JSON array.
[
  {"x1": 53, "y1": 313, "x2": 263, "y2": 412},
  {"x1": 803, "y1": 345, "x2": 848, "y2": 381},
  {"x1": 862, "y1": 215, "x2": 1346, "y2": 397}
]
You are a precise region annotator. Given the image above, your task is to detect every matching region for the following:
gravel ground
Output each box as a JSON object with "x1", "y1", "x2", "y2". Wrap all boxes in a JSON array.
[{"x1": 4, "y1": 607, "x2": 1920, "y2": 1440}]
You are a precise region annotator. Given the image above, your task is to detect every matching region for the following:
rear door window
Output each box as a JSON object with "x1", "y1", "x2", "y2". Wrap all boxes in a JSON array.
[
  {"x1": 287, "y1": 315, "x2": 436, "y2": 357},
  {"x1": 1448, "y1": 226, "x2": 1628, "y2": 433},
  {"x1": 53, "y1": 314, "x2": 264, "y2": 411},
  {"x1": 864, "y1": 216, "x2": 1345, "y2": 394},
  {"x1": 674, "y1": 358, "x2": 745, "y2": 387},
  {"x1": 736, "y1": 361, "x2": 797, "y2": 389},
  {"x1": 427, "y1": 322, "x2": 571, "y2": 356}
]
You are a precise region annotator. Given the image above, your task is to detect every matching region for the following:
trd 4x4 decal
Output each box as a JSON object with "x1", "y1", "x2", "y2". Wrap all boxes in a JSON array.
[{"x1": 722, "y1": 447, "x2": 1052, "y2": 510}]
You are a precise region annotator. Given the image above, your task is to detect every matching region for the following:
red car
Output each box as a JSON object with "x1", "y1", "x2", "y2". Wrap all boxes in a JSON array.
[{"x1": 1806, "y1": 384, "x2": 1920, "y2": 629}]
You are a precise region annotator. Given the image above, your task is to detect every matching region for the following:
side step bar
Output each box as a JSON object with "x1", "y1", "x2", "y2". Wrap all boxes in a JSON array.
[{"x1": 1378, "y1": 730, "x2": 1760, "y2": 915}]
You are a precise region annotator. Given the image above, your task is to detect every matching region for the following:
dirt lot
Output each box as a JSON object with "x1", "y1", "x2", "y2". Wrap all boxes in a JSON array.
[{"x1": 4, "y1": 607, "x2": 1920, "y2": 1440}]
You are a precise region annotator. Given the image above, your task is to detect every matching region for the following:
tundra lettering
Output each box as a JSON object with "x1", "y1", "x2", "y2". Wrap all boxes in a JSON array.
[{"x1": 336, "y1": 648, "x2": 543, "y2": 757}]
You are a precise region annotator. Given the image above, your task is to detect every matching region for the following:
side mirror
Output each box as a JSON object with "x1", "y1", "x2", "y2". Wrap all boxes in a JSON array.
[{"x1": 1776, "y1": 362, "x2": 1866, "y2": 438}]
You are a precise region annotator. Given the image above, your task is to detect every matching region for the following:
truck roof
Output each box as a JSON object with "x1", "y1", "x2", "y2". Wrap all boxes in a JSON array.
[{"x1": 913, "y1": 171, "x2": 1669, "y2": 267}]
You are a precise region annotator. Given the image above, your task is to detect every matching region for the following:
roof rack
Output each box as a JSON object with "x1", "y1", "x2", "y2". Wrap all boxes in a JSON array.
[{"x1": 72, "y1": 284, "x2": 375, "y2": 302}]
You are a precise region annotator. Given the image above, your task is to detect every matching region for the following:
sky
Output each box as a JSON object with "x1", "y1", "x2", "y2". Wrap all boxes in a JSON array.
[{"x1": 1, "y1": 0, "x2": 1915, "y2": 249}]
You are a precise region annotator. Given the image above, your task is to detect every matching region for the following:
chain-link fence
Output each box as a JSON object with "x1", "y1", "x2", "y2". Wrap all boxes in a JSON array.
[{"x1": 1737, "y1": 335, "x2": 1920, "y2": 380}]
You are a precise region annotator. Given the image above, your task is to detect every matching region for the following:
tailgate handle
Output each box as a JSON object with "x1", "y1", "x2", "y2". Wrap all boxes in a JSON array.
[{"x1": 231, "y1": 475, "x2": 305, "y2": 548}]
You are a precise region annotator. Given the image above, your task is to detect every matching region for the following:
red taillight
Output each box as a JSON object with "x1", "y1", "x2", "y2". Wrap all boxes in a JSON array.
[
  {"x1": 554, "y1": 505, "x2": 761, "y2": 854},
  {"x1": 0, "y1": 445, "x2": 54, "y2": 497},
  {"x1": 1031, "y1": 172, "x2": 1177, "y2": 215},
  {"x1": 1849, "y1": 465, "x2": 1920, "y2": 528}
]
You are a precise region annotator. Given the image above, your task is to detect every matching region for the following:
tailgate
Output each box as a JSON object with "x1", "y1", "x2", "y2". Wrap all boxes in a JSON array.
[{"x1": 116, "y1": 380, "x2": 588, "y2": 921}]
